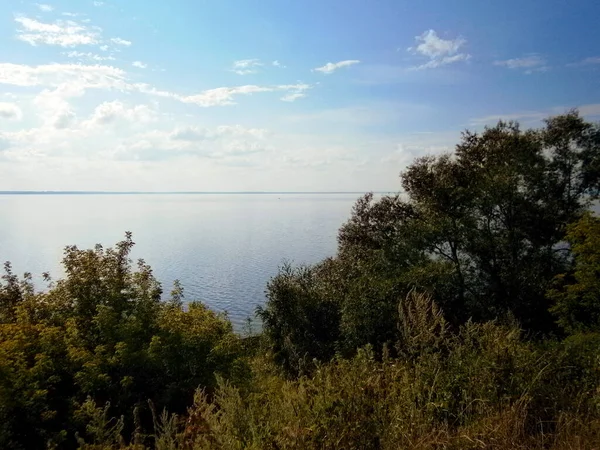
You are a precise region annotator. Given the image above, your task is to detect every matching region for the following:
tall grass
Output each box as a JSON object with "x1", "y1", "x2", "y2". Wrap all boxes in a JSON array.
[{"x1": 77, "y1": 293, "x2": 600, "y2": 449}]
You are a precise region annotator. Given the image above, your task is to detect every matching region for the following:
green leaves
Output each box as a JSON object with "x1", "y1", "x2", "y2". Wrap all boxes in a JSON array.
[
  {"x1": 0, "y1": 234, "x2": 243, "y2": 448},
  {"x1": 549, "y1": 213, "x2": 600, "y2": 334},
  {"x1": 261, "y1": 111, "x2": 600, "y2": 378}
]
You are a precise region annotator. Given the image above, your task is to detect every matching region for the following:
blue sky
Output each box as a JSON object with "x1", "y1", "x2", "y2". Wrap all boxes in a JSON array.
[{"x1": 0, "y1": 0, "x2": 599, "y2": 191}]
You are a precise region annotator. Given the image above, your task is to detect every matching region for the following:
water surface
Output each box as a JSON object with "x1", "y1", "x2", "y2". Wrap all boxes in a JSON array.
[{"x1": 0, "y1": 193, "x2": 360, "y2": 329}]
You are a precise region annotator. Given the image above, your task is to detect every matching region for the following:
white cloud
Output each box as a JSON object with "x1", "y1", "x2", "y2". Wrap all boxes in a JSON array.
[
  {"x1": 0, "y1": 63, "x2": 127, "y2": 89},
  {"x1": 106, "y1": 124, "x2": 272, "y2": 162},
  {"x1": 281, "y1": 92, "x2": 305, "y2": 102},
  {"x1": 136, "y1": 82, "x2": 311, "y2": 106},
  {"x1": 110, "y1": 37, "x2": 131, "y2": 46},
  {"x1": 272, "y1": 60, "x2": 285, "y2": 68},
  {"x1": 0, "y1": 62, "x2": 310, "y2": 113},
  {"x1": 222, "y1": 140, "x2": 266, "y2": 156},
  {"x1": 407, "y1": 30, "x2": 470, "y2": 70},
  {"x1": 82, "y1": 101, "x2": 156, "y2": 128},
  {"x1": 409, "y1": 30, "x2": 465, "y2": 58},
  {"x1": 36, "y1": 4, "x2": 54, "y2": 12},
  {"x1": 33, "y1": 84, "x2": 81, "y2": 129},
  {"x1": 469, "y1": 111, "x2": 547, "y2": 126},
  {"x1": 233, "y1": 59, "x2": 262, "y2": 68},
  {"x1": 64, "y1": 51, "x2": 115, "y2": 61},
  {"x1": 313, "y1": 60, "x2": 360, "y2": 74},
  {"x1": 170, "y1": 125, "x2": 267, "y2": 141},
  {"x1": 93, "y1": 1, "x2": 105, "y2": 6},
  {"x1": 132, "y1": 61, "x2": 147, "y2": 69},
  {"x1": 231, "y1": 59, "x2": 262, "y2": 75},
  {"x1": 15, "y1": 16, "x2": 101, "y2": 47},
  {"x1": 0, "y1": 63, "x2": 131, "y2": 128},
  {"x1": 0, "y1": 103, "x2": 22, "y2": 120},
  {"x1": 569, "y1": 56, "x2": 600, "y2": 66},
  {"x1": 469, "y1": 103, "x2": 600, "y2": 126},
  {"x1": 382, "y1": 143, "x2": 451, "y2": 166},
  {"x1": 493, "y1": 54, "x2": 548, "y2": 73},
  {"x1": 191, "y1": 84, "x2": 312, "y2": 105},
  {"x1": 183, "y1": 85, "x2": 272, "y2": 106}
]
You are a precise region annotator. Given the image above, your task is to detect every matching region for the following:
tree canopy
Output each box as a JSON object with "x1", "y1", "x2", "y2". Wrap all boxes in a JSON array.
[
  {"x1": 0, "y1": 234, "x2": 242, "y2": 449},
  {"x1": 261, "y1": 111, "x2": 600, "y2": 374}
]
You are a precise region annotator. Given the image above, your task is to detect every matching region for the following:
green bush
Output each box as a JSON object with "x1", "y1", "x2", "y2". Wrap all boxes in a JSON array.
[
  {"x1": 179, "y1": 297, "x2": 600, "y2": 449},
  {"x1": 549, "y1": 213, "x2": 600, "y2": 334},
  {"x1": 0, "y1": 234, "x2": 243, "y2": 449}
]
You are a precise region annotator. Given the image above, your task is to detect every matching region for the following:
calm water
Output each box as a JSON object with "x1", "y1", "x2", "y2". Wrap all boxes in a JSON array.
[{"x1": 0, "y1": 194, "x2": 361, "y2": 329}]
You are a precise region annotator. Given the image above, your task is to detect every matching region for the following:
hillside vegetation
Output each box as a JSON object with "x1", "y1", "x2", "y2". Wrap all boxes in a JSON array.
[{"x1": 1, "y1": 111, "x2": 600, "y2": 449}]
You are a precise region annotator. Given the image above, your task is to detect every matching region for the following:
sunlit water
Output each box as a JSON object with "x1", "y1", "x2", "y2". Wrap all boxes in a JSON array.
[{"x1": 0, "y1": 194, "x2": 361, "y2": 330}]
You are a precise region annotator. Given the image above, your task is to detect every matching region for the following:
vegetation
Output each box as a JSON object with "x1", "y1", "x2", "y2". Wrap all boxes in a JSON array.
[
  {"x1": 0, "y1": 234, "x2": 243, "y2": 449},
  {"x1": 1, "y1": 111, "x2": 600, "y2": 448}
]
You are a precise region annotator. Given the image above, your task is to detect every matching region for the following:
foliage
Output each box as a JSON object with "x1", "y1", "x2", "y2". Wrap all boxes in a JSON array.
[
  {"x1": 81, "y1": 295, "x2": 600, "y2": 449},
  {"x1": 549, "y1": 212, "x2": 600, "y2": 334},
  {"x1": 0, "y1": 234, "x2": 243, "y2": 449},
  {"x1": 257, "y1": 263, "x2": 341, "y2": 376},
  {"x1": 261, "y1": 111, "x2": 600, "y2": 376}
]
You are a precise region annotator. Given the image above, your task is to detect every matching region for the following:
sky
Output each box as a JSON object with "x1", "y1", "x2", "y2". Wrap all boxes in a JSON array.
[{"x1": 0, "y1": 0, "x2": 599, "y2": 192}]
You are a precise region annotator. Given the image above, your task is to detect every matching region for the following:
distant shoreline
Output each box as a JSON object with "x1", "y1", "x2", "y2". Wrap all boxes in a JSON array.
[{"x1": 0, "y1": 191, "x2": 392, "y2": 195}]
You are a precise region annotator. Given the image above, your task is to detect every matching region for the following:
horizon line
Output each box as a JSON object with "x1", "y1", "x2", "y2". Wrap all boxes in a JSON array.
[{"x1": 0, "y1": 190, "x2": 395, "y2": 195}]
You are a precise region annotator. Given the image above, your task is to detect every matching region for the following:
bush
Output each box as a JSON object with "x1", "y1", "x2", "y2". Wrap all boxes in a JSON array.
[
  {"x1": 0, "y1": 234, "x2": 244, "y2": 449},
  {"x1": 176, "y1": 305, "x2": 600, "y2": 449}
]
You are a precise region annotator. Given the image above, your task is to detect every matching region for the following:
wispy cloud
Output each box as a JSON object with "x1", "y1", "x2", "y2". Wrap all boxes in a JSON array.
[
  {"x1": 135, "y1": 82, "x2": 311, "y2": 106},
  {"x1": 170, "y1": 125, "x2": 267, "y2": 141},
  {"x1": 181, "y1": 84, "x2": 310, "y2": 106},
  {"x1": 275, "y1": 84, "x2": 311, "y2": 103},
  {"x1": 281, "y1": 92, "x2": 305, "y2": 102},
  {"x1": 0, "y1": 62, "x2": 127, "y2": 89},
  {"x1": 469, "y1": 103, "x2": 600, "y2": 126},
  {"x1": 110, "y1": 37, "x2": 131, "y2": 46},
  {"x1": 82, "y1": 100, "x2": 156, "y2": 128},
  {"x1": 0, "y1": 61, "x2": 312, "y2": 109},
  {"x1": 15, "y1": 16, "x2": 101, "y2": 47},
  {"x1": 568, "y1": 56, "x2": 600, "y2": 67},
  {"x1": 493, "y1": 54, "x2": 548, "y2": 74},
  {"x1": 313, "y1": 60, "x2": 360, "y2": 74},
  {"x1": 63, "y1": 51, "x2": 115, "y2": 61},
  {"x1": 581, "y1": 56, "x2": 600, "y2": 65},
  {"x1": 272, "y1": 60, "x2": 286, "y2": 68},
  {"x1": 0, "y1": 102, "x2": 22, "y2": 120},
  {"x1": 230, "y1": 59, "x2": 262, "y2": 75},
  {"x1": 407, "y1": 30, "x2": 470, "y2": 70},
  {"x1": 469, "y1": 111, "x2": 546, "y2": 126},
  {"x1": 93, "y1": 1, "x2": 105, "y2": 6},
  {"x1": 36, "y1": 4, "x2": 54, "y2": 12},
  {"x1": 132, "y1": 61, "x2": 147, "y2": 69},
  {"x1": 106, "y1": 125, "x2": 272, "y2": 162}
]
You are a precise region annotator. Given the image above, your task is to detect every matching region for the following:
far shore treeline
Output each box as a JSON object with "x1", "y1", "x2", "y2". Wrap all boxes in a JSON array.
[{"x1": 2, "y1": 111, "x2": 600, "y2": 449}]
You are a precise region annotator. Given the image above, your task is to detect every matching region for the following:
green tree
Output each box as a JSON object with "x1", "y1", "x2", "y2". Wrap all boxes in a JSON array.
[
  {"x1": 262, "y1": 111, "x2": 600, "y2": 375},
  {"x1": 0, "y1": 234, "x2": 243, "y2": 448},
  {"x1": 400, "y1": 112, "x2": 599, "y2": 331},
  {"x1": 549, "y1": 212, "x2": 600, "y2": 334}
]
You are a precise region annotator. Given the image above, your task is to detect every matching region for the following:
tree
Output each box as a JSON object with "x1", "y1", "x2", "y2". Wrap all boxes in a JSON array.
[
  {"x1": 262, "y1": 111, "x2": 600, "y2": 373},
  {"x1": 549, "y1": 212, "x2": 600, "y2": 334},
  {"x1": 0, "y1": 234, "x2": 243, "y2": 448},
  {"x1": 400, "y1": 113, "x2": 600, "y2": 332}
]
